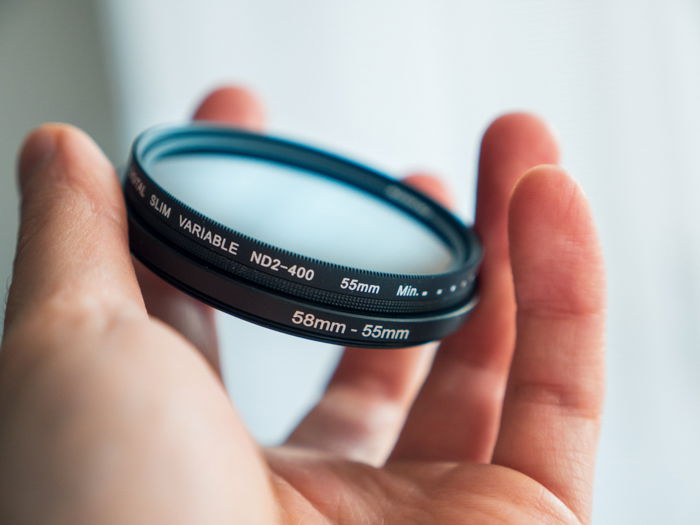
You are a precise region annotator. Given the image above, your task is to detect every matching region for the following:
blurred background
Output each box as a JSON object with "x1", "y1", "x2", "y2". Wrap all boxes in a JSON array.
[{"x1": 1, "y1": 0, "x2": 699, "y2": 522}]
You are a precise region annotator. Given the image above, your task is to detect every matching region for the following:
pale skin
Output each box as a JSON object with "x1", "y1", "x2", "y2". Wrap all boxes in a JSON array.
[{"x1": 0, "y1": 87, "x2": 605, "y2": 524}]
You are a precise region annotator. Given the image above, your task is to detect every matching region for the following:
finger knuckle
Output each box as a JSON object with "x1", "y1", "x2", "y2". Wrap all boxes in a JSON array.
[{"x1": 511, "y1": 379, "x2": 604, "y2": 421}]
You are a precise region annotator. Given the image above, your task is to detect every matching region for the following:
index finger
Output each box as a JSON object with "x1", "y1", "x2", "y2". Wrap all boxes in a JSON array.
[{"x1": 134, "y1": 86, "x2": 266, "y2": 369}]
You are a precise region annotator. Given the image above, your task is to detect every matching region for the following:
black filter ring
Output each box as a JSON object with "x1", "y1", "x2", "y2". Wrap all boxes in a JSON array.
[
  {"x1": 127, "y1": 206, "x2": 479, "y2": 348},
  {"x1": 124, "y1": 124, "x2": 482, "y2": 315}
]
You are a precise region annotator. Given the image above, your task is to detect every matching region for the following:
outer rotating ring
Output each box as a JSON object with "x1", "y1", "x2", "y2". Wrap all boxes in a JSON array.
[{"x1": 124, "y1": 124, "x2": 482, "y2": 315}]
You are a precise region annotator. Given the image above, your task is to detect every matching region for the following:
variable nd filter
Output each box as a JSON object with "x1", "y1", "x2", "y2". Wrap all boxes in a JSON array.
[{"x1": 124, "y1": 124, "x2": 482, "y2": 347}]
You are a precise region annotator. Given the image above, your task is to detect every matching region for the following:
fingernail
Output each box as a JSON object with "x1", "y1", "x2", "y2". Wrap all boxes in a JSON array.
[{"x1": 18, "y1": 128, "x2": 56, "y2": 190}]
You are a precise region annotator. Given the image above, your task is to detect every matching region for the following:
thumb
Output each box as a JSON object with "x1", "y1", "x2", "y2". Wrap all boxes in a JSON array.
[{"x1": 4, "y1": 124, "x2": 144, "y2": 336}]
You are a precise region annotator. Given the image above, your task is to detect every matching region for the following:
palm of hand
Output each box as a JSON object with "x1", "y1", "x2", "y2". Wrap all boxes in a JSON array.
[
  {"x1": 0, "y1": 88, "x2": 604, "y2": 525},
  {"x1": 266, "y1": 447, "x2": 580, "y2": 524}
]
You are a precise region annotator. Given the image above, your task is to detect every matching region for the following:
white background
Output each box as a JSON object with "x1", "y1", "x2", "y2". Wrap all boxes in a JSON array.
[{"x1": 1, "y1": 0, "x2": 700, "y2": 522}]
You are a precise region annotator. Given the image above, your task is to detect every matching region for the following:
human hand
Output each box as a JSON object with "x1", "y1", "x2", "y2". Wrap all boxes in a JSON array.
[{"x1": 0, "y1": 87, "x2": 605, "y2": 524}]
